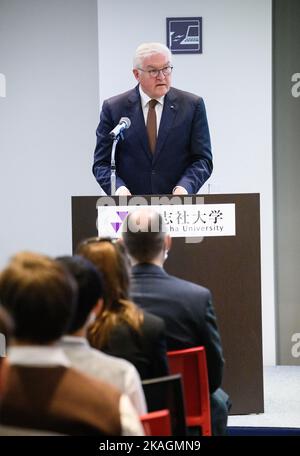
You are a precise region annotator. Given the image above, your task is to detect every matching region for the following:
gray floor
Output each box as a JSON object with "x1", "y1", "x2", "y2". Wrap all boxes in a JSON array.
[{"x1": 228, "y1": 366, "x2": 300, "y2": 428}]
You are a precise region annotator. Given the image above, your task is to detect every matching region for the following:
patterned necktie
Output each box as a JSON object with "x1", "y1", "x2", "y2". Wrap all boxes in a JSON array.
[{"x1": 146, "y1": 99, "x2": 158, "y2": 153}]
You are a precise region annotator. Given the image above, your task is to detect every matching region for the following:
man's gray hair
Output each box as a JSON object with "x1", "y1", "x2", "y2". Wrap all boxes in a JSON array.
[
  {"x1": 133, "y1": 42, "x2": 172, "y2": 69},
  {"x1": 122, "y1": 209, "x2": 167, "y2": 263}
]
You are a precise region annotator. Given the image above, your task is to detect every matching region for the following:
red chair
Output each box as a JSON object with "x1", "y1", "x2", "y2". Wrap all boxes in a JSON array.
[
  {"x1": 167, "y1": 346, "x2": 211, "y2": 436},
  {"x1": 140, "y1": 409, "x2": 172, "y2": 436}
]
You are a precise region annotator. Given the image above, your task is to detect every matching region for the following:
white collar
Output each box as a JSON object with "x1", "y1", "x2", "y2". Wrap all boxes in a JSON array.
[
  {"x1": 57, "y1": 335, "x2": 89, "y2": 347},
  {"x1": 139, "y1": 85, "x2": 165, "y2": 109},
  {"x1": 8, "y1": 346, "x2": 71, "y2": 367}
]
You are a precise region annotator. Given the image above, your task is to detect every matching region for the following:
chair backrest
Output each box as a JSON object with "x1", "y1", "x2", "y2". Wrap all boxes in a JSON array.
[
  {"x1": 140, "y1": 409, "x2": 171, "y2": 436},
  {"x1": 167, "y1": 346, "x2": 211, "y2": 436},
  {"x1": 142, "y1": 374, "x2": 187, "y2": 436}
]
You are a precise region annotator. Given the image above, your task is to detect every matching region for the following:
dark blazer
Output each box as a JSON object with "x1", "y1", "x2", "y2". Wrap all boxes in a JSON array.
[
  {"x1": 93, "y1": 85, "x2": 212, "y2": 195},
  {"x1": 98, "y1": 311, "x2": 169, "y2": 381},
  {"x1": 130, "y1": 264, "x2": 230, "y2": 436},
  {"x1": 130, "y1": 263, "x2": 224, "y2": 392}
]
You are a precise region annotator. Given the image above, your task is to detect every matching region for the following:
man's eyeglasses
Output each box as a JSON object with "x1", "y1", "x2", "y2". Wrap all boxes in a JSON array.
[{"x1": 138, "y1": 65, "x2": 173, "y2": 78}]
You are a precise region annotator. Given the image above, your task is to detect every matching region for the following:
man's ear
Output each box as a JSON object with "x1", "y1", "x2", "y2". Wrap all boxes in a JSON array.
[
  {"x1": 164, "y1": 234, "x2": 172, "y2": 252},
  {"x1": 132, "y1": 68, "x2": 140, "y2": 82}
]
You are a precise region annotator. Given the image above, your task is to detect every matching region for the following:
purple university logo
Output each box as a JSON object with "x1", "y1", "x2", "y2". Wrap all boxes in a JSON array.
[
  {"x1": 166, "y1": 17, "x2": 202, "y2": 54},
  {"x1": 111, "y1": 211, "x2": 128, "y2": 233}
]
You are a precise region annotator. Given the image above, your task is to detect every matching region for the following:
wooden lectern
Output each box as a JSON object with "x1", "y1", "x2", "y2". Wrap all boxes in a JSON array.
[{"x1": 72, "y1": 193, "x2": 264, "y2": 415}]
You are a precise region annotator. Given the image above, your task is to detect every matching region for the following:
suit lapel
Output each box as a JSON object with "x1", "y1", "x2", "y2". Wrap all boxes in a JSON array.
[
  {"x1": 153, "y1": 89, "x2": 178, "y2": 164},
  {"x1": 126, "y1": 86, "x2": 178, "y2": 163}
]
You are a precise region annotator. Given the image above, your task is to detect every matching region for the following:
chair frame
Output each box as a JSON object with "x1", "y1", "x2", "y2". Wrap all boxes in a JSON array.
[
  {"x1": 167, "y1": 346, "x2": 212, "y2": 436},
  {"x1": 140, "y1": 409, "x2": 171, "y2": 436},
  {"x1": 142, "y1": 374, "x2": 187, "y2": 436}
]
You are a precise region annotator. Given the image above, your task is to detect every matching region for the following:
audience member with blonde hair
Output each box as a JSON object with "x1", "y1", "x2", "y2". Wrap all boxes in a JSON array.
[{"x1": 76, "y1": 238, "x2": 169, "y2": 380}]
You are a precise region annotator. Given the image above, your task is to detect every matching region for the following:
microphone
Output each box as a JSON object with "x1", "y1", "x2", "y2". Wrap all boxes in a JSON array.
[{"x1": 109, "y1": 117, "x2": 131, "y2": 139}]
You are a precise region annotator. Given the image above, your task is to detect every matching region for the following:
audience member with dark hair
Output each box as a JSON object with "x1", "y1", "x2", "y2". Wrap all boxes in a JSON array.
[
  {"x1": 122, "y1": 208, "x2": 230, "y2": 436},
  {"x1": 76, "y1": 238, "x2": 169, "y2": 380},
  {"x1": 0, "y1": 251, "x2": 143, "y2": 436},
  {"x1": 0, "y1": 252, "x2": 76, "y2": 344},
  {"x1": 57, "y1": 255, "x2": 147, "y2": 414}
]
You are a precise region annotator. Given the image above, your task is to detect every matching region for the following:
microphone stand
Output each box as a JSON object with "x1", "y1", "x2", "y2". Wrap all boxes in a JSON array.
[{"x1": 110, "y1": 132, "x2": 123, "y2": 195}]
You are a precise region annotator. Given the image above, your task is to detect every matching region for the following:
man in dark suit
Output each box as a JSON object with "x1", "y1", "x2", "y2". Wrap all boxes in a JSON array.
[
  {"x1": 93, "y1": 42, "x2": 212, "y2": 195},
  {"x1": 122, "y1": 208, "x2": 230, "y2": 435}
]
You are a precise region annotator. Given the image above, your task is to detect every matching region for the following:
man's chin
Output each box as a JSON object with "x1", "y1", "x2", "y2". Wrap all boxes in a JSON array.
[{"x1": 155, "y1": 86, "x2": 169, "y2": 97}]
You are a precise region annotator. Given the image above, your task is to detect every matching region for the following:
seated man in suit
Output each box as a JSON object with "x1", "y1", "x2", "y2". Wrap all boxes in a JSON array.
[
  {"x1": 0, "y1": 251, "x2": 143, "y2": 436},
  {"x1": 122, "y1": 208, "x2": 230, "y2": 435},
  {"x1": 56, "y1": 255, "x2": 147, "y2": 415}
]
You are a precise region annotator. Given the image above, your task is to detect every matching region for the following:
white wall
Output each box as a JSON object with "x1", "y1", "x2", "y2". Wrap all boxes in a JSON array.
[
  {"x1": 0, "y1": 0, "x2": 100, "y2": 266},
  {"x1": 274, "y1": 0, "x2": 300, "y2": 365},
  {"x1": 98, "y1": 0, "x2": 275, "y2": 364},
  {"x1": 0, "y1": 0, "x2": 274, "y2": 365}
]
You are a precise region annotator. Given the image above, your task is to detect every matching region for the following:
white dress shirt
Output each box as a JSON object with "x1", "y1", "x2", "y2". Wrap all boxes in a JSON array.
[
  {"x1": 139, "y1": 85, "x2": 165, "y2": 135},
  {"x1": 57, "y1": 335, "x2": 147, "y2": 415},
  {"x1": 115, "y1": 87, "x2": 165, "y2": 196}
]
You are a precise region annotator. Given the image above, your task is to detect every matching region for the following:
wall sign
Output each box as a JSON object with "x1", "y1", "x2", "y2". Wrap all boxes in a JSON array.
[
  {"x1": 98, "y1": 203, "x2": 235, "y2": 238},
  {"x1": 166, "y1": 17, "x2": 202, "y2": 54}
]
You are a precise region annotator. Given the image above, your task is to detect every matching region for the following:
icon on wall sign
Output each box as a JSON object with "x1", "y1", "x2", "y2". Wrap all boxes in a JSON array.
[{"x1": 166, "y1": 17, "x2": 202, "y2": 54}]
